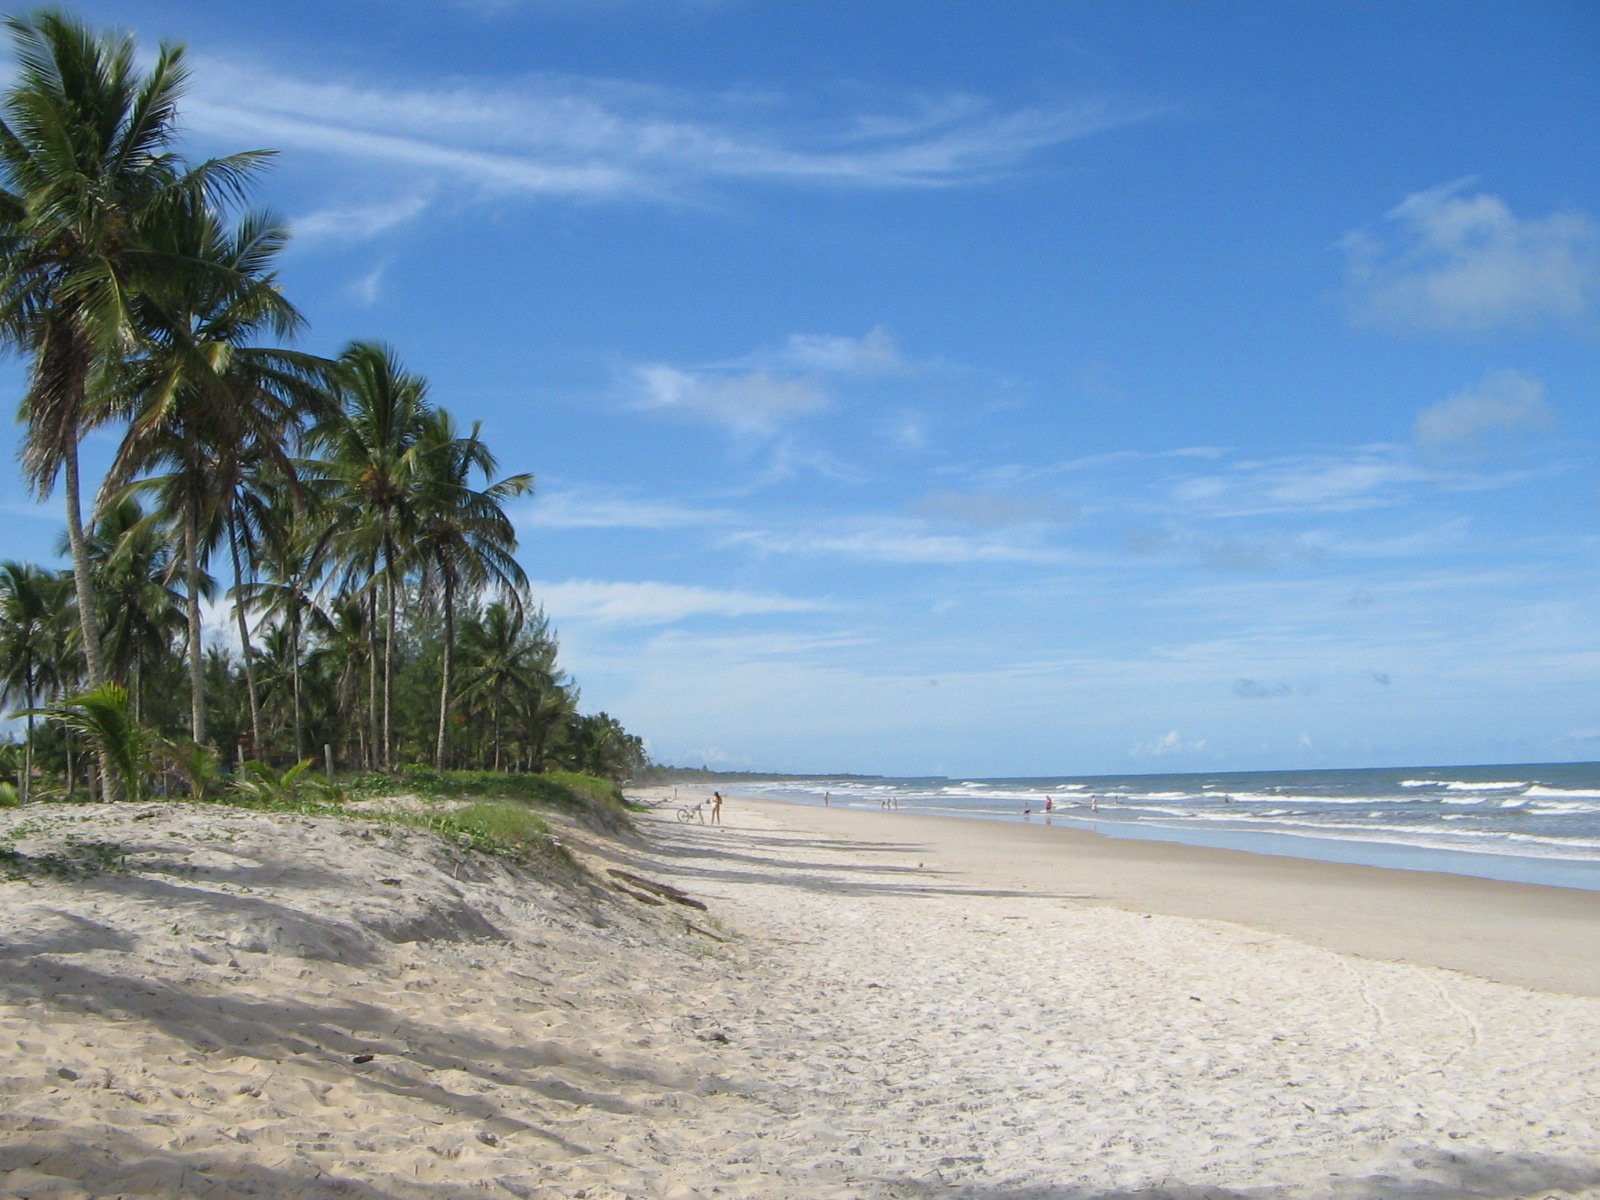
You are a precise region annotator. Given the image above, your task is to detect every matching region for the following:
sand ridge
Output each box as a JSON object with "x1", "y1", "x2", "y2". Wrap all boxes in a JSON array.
[{"x1": 0, "y1": 793, "x2": 1597, "y2": 1198}]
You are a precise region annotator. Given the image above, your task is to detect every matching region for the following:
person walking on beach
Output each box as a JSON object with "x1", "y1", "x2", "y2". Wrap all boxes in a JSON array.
[{"x1": 710, "y1": 791, "x2": 723, "y2": 825}]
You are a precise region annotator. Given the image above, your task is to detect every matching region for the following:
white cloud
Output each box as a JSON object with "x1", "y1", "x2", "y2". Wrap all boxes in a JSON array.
[
  {"x1": 630, "y1": 327, "x2": 912, "y2": 435},
  {"x1": 533, "y1": 578, "x2": 830, "y2": 626},
  {"x1": 1133, "y1": 729, "x2": 1207, "y2": 758},
  {"x1": 1343, "y1": 181, "x2": 1598, "y2": 333},
  {"x1": 766, "y1": 327, "x2": 906, "y2": 375},
  {"x1": 1414, "y1": 370, "x2": 1557, "y2": 456},
  {"x1": 519, "y1": 488, "x2": 729, "y2": 530},
  {"x1": 633, "y1": 364, "x2": 828, "y2": 432}
]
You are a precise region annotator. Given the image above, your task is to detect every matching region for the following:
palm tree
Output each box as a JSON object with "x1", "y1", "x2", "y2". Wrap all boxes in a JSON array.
[
  {"x1": 309, "y1": 341, "x2": 431, "y2": 770},
  {"x1": 458, "y1": 600, "x2": 539, "y2": 772},
  {"x1": 45, "y1": 682, "x2": 150, "y2": 802},
  {"x1": 247, "y1": 505, "x2": 330, "y2": 762},
  {"x1": 564, "y1": 711, "x2": 643, "y2": 780},
  {"x1": 80, "y1": 497, "x2": 185, "y2": 724},
  {"x1": 101, "y1": 203, "x2": 320, "y2": 748},
  {"x1": 0, "y1": 560, "x2": 58, "y2": 802},
  {"x1": 306, "y1": 591, "x2": 373, "y2": 769},
  {"x1": 0, "y1": 11, "x2": 266, "y2": 707},
  {"x1": 413, "y1": 409, "x2": 532, "y2": 768}
]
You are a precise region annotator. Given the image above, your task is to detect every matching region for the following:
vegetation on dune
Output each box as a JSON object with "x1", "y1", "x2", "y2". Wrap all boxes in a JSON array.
[{"x1": 0, "y1": 10, "x2": 649, "y2": 808}]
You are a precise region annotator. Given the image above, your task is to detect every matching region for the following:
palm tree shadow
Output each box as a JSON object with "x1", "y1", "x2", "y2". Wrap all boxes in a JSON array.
[
  {"x1": 872, "y1": 1150, "x2": 1600, "y2": 1199},
  {"x1": 609, "y1": 820, "x2": 1087, "y2": 903}
]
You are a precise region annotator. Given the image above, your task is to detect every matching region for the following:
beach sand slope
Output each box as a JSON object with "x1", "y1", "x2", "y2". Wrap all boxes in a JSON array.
[{"x1": 0, "y1": 794, "x2": 1597, "y2": 1199}]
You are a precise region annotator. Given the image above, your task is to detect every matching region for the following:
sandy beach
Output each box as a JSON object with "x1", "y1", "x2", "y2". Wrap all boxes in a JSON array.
[{"x1": 2, "y1": 789, "x2": 1598, "y2": 1198}]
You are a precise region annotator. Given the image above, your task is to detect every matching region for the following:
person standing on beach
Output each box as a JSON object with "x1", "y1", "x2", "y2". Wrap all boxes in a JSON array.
[
  {"x1": 710, "y1": 791, "x2": 723, "y2": 825},
  {"x1": 823, "y1": 791, "x2": 830, "y2": 807}
]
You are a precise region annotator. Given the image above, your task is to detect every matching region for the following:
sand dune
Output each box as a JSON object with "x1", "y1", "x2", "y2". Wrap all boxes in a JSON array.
[{"x1": 1, "y1": 792, "x2": 1597, "y2": 1198}]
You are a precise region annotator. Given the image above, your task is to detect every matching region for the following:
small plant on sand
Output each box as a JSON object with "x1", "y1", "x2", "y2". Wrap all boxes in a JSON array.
[
  {"x1": 227, "y1": 759, "x2": 344, "y2": 811},
  {"x1": 160, "y1": 740, "x2": 224, "y2": 802}
]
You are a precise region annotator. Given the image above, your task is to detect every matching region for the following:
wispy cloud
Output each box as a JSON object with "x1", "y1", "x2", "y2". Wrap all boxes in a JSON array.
[
  {"x1": 182, "y1": 57, "x2": 1163, "y2": 208},
  {"x1": 1343, "y1": 180, "x2": 1598, "y2": 333},
  {"x1": 290, "y1": 193, "x2": 433, "y2": 242},
  {"x1": 347, "y1": 262, "x2": 388, "y2": 306},
  {"x1": 534, "y1": 578, "x2": 831, "y2": 626},
  {"x1": 632, "y1": 364, "x2": 828, "y2": 433},
  {"x1": 518, "y1": 487, "x2": 730, "y2": 530},
  {"x1": 1161, "y1": 446, "x2": 1432, "y2": 518},
  {"x1": 908, "y1": 490, "x2": 1077, "y2": 528},
  {"x1": 725, "y1": 522, "x2": 1072, "y2": 565},
  {"x1": 630, "y1": 328, "x2": 910, "y2": 435},
  {"x1": 754, "y1": 326, "x2": 908, "y2": 375}
]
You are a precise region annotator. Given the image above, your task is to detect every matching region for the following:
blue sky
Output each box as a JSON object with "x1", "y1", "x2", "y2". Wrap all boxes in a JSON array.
[{"x1": 3, "y1": 1, "x2": 1598, "y2": 776}]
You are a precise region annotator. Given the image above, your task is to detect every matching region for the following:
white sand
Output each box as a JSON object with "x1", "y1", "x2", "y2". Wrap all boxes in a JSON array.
[{"x1": 2, "y1": 791, "x2": 1598, "y2": 1199}]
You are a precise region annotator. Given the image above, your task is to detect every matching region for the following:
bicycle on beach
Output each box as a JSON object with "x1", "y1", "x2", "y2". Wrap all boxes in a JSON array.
[{"x1": 676, "y1": 803, "x2": 705, "y2": 823}]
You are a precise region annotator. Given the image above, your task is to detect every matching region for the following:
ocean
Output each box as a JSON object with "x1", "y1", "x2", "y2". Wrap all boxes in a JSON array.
[{"x1": 733, "y1": 762, "x2": 1600, "y2": 893}]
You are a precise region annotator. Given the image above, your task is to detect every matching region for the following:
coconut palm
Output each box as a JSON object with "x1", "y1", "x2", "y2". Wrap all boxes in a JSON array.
[
  {"x1": 101, "y1": 202, "x2": 322, "y2": 748},
  {"x1": 458, "y1": 600, "x2": 541, "y2": 772},
  {"x1": 0, "y1": 11, "x2": 268, "y2": 706},
  {"x1": 44, "y1": 682, "x2": 150, "y2": 801},
  {"x1": 413, "y1": 409, "x2": 532, "y2": 768},
  {"x1": 309, "y1": 341, "x2": 431, "y2": 770},
  {"x1": 78, "y1": 498, "x2": 185, "y2": 724},
  {"x1": 305, "y1": 591, "x2": 374, "y2": 769},
  {"x1": 0, "y1": 560, "x2": 60, "y2": 802},
  {"x1": 244, "y1": 489, "x2": 331, "y2": 762}
]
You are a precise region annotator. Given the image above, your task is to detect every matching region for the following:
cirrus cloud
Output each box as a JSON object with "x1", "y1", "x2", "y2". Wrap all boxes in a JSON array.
[{"x1": 533, "y1": 578, "x2": 832, "y2": 626}]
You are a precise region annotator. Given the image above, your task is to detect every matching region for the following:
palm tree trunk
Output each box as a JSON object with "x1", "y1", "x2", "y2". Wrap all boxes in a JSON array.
[
  {"x1": 62, "y1": 443, "x2": 109, "y2": 801},
  {"x1": 435, "y1": 574, "x2": 455, "y2": 769},
  {"x1": 22, "y1": 693, "x2": 34, "y2": 807},
  {"x1": 492, "y1": 692, "x2": 503, "y2": 773},
  {"x1": 184, "y1": 490, "x2": 206, "y2": 747},
  {"x1": 227, "y1": 512, "x2": 263, "y2": 755},
  {"x1": 291, "y1": 603, "x2": 304, "y2": 760},
  {"x1": 366, "y1": 583, "x2": 381, "y2": 771},
  {"x1": 382, "y1": 549, "x2": 396, "y2": 771}
]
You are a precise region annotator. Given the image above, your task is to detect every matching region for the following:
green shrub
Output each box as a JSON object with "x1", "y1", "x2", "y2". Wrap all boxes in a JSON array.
[
  {"x1": 398, "y1": 800, "x2": 571, "y2": 868},
  {"x1": 348, "y1": 768, "x2": 631, "y2": 832}
]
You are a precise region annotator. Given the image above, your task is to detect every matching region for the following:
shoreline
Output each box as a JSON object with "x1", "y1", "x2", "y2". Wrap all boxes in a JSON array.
[
  {"x1": 721, "y1": 762, "x2": 1600, "y2": 895},
  {"x1": 717, "y1": 791, "x2": 1600, "y2": 998}
]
